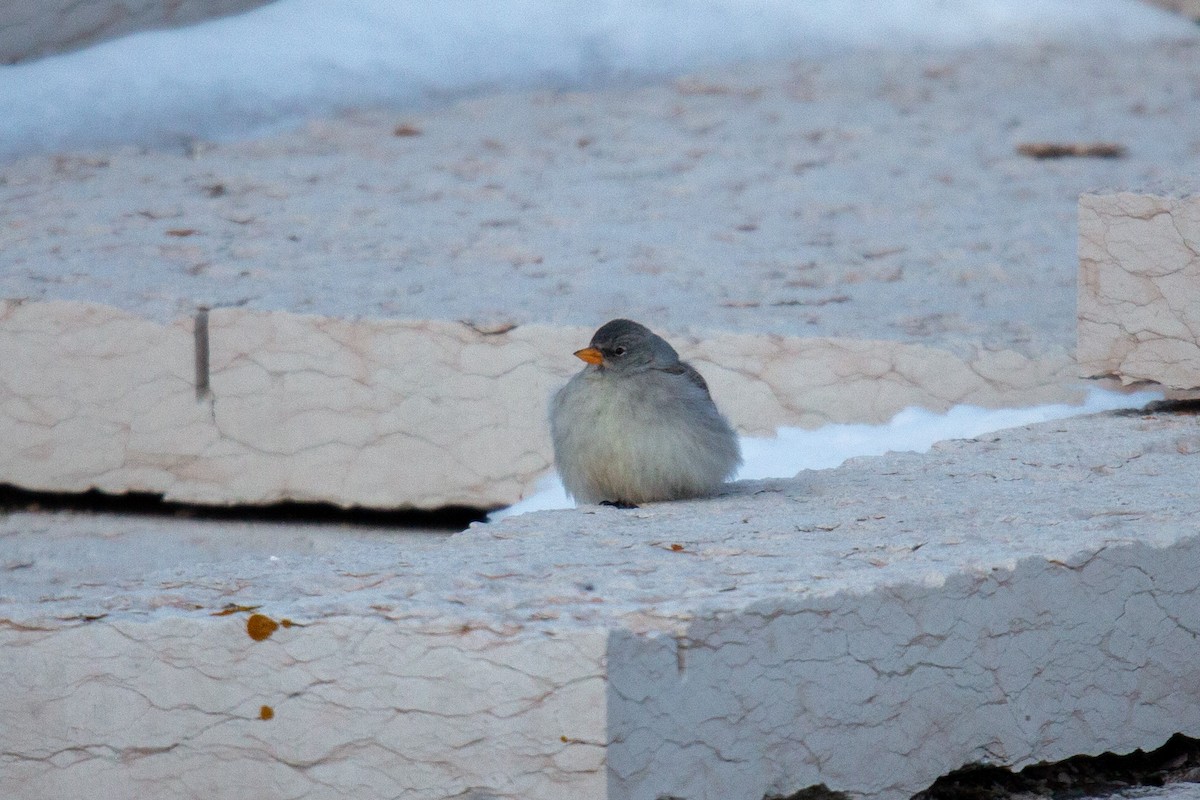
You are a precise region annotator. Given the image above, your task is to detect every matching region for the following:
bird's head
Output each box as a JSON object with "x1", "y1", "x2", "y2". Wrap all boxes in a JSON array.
[{"x1": 573, "y1": 318, "x2": 680, "y2": 374}]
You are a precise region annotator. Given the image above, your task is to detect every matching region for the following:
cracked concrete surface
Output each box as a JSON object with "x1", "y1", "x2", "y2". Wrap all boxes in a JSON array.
[
  {"x1": 4, "y1": 42, "x2": 1199, "y2": 354},
  {"x1": 2, "y1": 408, "x2": 1199, "y2": 799},
  {"x1": 3, "y1": 38, "x2": 1199, "y2": 508},
  {"x1": 0, "y1": 299, "x2": 1084, "y2": 509},
  {"x1": 3, "y1": 28, "x2": 1199, "y2": 799},
  {"x1": 1078, "y1": 193, "x2": 1200, "y2": 393}
]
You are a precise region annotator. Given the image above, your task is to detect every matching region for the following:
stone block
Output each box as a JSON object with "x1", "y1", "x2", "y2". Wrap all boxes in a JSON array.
[
  {"x1": 2, "y1": 409, "x2": 1199, "y2": 798},
  {"x1": 0, "y1": 300, "x2": 1082, "y2": 510},
  {"x1": 1079, "y1": 193, "x2": 1200, "y2": 392},
  {"x1": 0, "y1": 0, "x2": 273, "y2": 64},
  {"x1": 0, "y1": 300, "x2": 213, "y2": 494}
]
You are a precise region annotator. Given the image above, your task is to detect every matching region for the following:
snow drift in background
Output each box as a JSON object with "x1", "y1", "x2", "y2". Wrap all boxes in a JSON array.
[{"x1": 0, "y1": 0, "x2": 1193, "y2": 160}]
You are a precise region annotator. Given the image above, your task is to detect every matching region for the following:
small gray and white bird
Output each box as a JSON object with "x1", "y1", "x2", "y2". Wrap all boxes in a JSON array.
[{"x1": 550, "y1": 319, "x2": 741, "y2": 506}]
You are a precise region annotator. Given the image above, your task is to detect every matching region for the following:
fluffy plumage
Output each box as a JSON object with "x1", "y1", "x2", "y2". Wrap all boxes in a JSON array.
[{"x1": 549, "y1": 319, "x2": 741, "y2": 505}]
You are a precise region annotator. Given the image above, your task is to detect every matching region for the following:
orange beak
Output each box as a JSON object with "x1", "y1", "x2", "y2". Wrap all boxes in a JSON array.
[{"x1": 574, "y1": 346, "x2": 604, "y2": 365}]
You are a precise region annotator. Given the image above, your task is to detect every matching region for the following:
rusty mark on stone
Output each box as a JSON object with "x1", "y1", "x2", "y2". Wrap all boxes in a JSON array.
[
  {"x1": 259, "y1": 705, "x2": 274, "y2": 721},
  {"x1": 211, "y1": 603, "x2": 260, "y2": 616},
  {"x1": 246, "y1": 614, "x2": 279, "y2": 641}
]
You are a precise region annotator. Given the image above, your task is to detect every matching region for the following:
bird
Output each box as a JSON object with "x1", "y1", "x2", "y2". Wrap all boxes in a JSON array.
[{"x1": 549, "y1": 319, "x2": 741, "y2": 506}]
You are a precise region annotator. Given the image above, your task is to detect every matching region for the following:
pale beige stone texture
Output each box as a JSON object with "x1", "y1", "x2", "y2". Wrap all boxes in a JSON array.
[
  {"x1": 200, "y1": 309, "x2": 575, "y2": 508},
  {"x1": 1, "y1": 300, "x2": 1083, "y2": 509},
  {"x1": 1078, "y1": 193, "x2": 1200, "y2": 391},
  {"x1": 0, "y1": 614, "x2": 608, "y2": 800},
  {"x1": 687, "y1": 334, "x2": 1078, "y2": 434},
  {"x1": 0, "y1": 299, "x2": 215, "y2": 494},
  {"x1": 2, "y1": 410, "x2": 1199, "y2": 799}
]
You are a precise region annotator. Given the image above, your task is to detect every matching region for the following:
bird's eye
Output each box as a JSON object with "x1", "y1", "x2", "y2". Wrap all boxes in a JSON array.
[{"x1": 612, "y1": 346, "x2": 627, "y2": 356}]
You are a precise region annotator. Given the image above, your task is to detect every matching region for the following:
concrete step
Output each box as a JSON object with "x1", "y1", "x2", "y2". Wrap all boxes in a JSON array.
[{"x1": 3, "y1": 406, "x2": 1198, "y2": 799}]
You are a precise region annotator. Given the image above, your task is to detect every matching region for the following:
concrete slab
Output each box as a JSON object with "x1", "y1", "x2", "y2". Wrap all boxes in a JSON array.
[
  {"x1": 0, "y1": 299, "x2": 1083, "y2": 509},
  {"x1": 3, "y1": 407, "x2": 1198, "y2": 799},
  {"x1": 4, "y1": 41, "x2": 1199, "y2": 355},
  {"x1": 6, "y1": 40, "x2": 1198, "y2": 508},
  {"x1": 0, "y1": 0, "x2": 273, "y2": 64},
  {"x1": 1079, "y1": 193, "x2": 1200, "y2": 393}
]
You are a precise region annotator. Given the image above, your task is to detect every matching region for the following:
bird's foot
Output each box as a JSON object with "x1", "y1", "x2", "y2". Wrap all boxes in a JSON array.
[{"x1": 600, "y1": 500, "x2": 639, "y2": 510}]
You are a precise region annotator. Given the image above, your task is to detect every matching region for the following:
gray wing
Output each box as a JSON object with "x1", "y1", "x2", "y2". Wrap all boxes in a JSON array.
[{"x1": 661, "y1": 361, "x2": 713, "y2": 401}]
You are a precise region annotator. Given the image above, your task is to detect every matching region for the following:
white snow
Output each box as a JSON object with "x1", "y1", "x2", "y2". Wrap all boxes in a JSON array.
[
  {"x1": 0, "y1": 0, "x2": 1193, "y2": 160},
  {"x1": 492, "y1": 388, "x2": 1163, "y2": 519}
]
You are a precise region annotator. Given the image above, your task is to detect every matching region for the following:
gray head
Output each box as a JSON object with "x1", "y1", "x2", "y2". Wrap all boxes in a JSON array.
[{"x1": 574, "y1": 319, "x2": 680, "y2": 374}]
